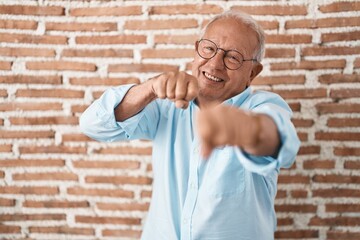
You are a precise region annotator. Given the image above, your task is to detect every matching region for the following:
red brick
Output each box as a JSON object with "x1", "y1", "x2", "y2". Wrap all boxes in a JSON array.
[
  {"x1": 275, "y1": 190, "x2": 287, "y2": 199},
  {"x1": 73, "y1": 160, "x2": 140, "y2": 169},
  {"x1": 278, "y1": 174, "x2": 310, "y2": 184},
  {"x1": 141, "y1": 191, "x2": 152, "y2": 198},
  {"x1": 0, "y1": 213, "x2": 65, "y2": 221},
  {"x1": 0, "y1": 225, "x2": 21, "y2": 234},
  {"x1": 303, "y1": 159, "x2": 335, "y2": 169},
  {"x1": 327, "y1": 118, "x2": 360, "y2": 127},
  {"x1": 0, "y1": 19, "x2": 37, "y2": 29},
  {"x1": 62, "y1": 133, "x2": 94, "y2": 142},
  {"x1": 0, "y1": 47, "x2": 55, "y2": 57},
  {"x1": 46, "y1": 22, "x2": 117, "y2": 32},
  {"x1": 69, "y1": 77, "x2": 139, "y2": 86},
  {"x1": 26, "y1": 61, "x2": 96, "y2": 71},
  {"x1": 335, "y1": 147, "x2": 360, "y2": 156},
  {"x1": 0, "y1": 5, "x2": 64, "y2": 15},
  {"x1": 292, "y1": 118, "x2": 314, "y2": 127},
  {"x1": 0, "y1": 144, "x2": 12, "y2": 152},
  {"x1": 302, "y1": 46, "x2": 360, "y2": 56},
  {"x1": 330, "y1": 89, "x2": 360, "y2": 99},
  {"x1": 85, "y1": 175, "x2": 152, "y2": 185},
  {"x1": 355, "y1": 58, "x2": 360, "y2": 68},
  {"x1": 70, "y1": 6, "x2": 142, "y2": 16},
  {"x1": 277, "y1": 218, "x2": 293, "y2": 226},
  {"x1": 76, "y1": 35, "x2": 146, "y2": 44},
  {"x1": 29, "y1": 226, "x2": 94, "y2": 235},
  {"x1": 313, "y1": 174, "x2": 360, "y2": 184},
  {"x1": 273, "y1": 89, "x2": 327, "y2": 99},
  {"x1": 10, "y1": 116, "x2": 77, "y2": 125},
  {"x1": 286, "y1": 17, "x2": 359, "y2": 29},
  {"x1": 344, "y1": 160, "x2": 360, "y2": 169},
  {"x1": 102, "y1": 229, "x2": 142, "y2": 237},
  {"x1": 266, "y1": 34, "x2": 312, "y2": 44},
  {"x1": 0, "y1": 130, "x2": 54, "y2": 139},
  {"x1": 0, "y1": 61, "x2": 12, "y2": 70},
  {"x1": 275, "y1": 204, "x2": 317, "y2": 213},
  {"x1": 327, "y1": 231, "x2": 360, "y2": 240},
  {"x1": 271, "y1": 60, "x2": 346, "y2": 70},
  {"x1": 322, "y1": 31, "x2": 360, "y2": 43},
  {"x1": 0, "y1": 170, "x2": 4, "y2": 178},
  {"x1": 265, "y1": 48, "x2": 296, "y2": 58},
  {"x1": 0, "y1": 75, "x2": 61, "y2": 84},
  {"x1": 319, "y1": 2, "x2": 360, "y2": 13},
  {"x1": 150, "y1": 4, "x2": 222, "y2": 15},
  {"x1": 0, "y1": 33, "x2": 67, "y2": 44},
  {"x1": 76, "y1": 215, "x2": 141, "y2": 225},
  {"x1": 275, "y1": 230, "x2": 319, "y2": 238},
  {"x1": 316, "y1": 102, "x2": 360, "y2": 114},
  {"x1": 71, "y1": 104, "x2": 88, "y2": 113},
  {"x1": 16, "y1": 89, "x2": 84, "y2": 98},
  {"x1": 0, "y1": 197, "x2": 15, "y2": 207},
  {"x1": 67, "y1": 187, "x2": 134, "y2": 198},
  {"x1": 0, "y1": 159, "x2": 64, "y2": 167},
  {"x1": 313, "y1": 188, "x2": 360, "y2": 198},
  {"x1": 13, "y1": 172, "x2": 78, "y2": 181},
  {"x1": 289, "y1": 102, "x2": 301, "y2": 112},
  {"x1": 62, "y1": 49, "x2": 133, "y2": 58},
  {"x1": 297, "y1": 132, "x2": 308, "y2": 142},
  {"x1": 109, "y1": 63, "x2": 179, "y2": 73},
  {"x1": 0, "y1": 186, "x2": 58, "y2": 195},
  {"x1": 298, "y1": 145, "x2": 321, "y2": 155},
  {"x1": 309, "y1": 216, "x2": 360, "y2": 226},
  {"x1": 326, "y1": 204, "x2": 360, "y2": 213},
  {"x1": 290, "y1": 190, "x2": 308, "y2": 198},
  {"x1": 142, "y1": 49, "x2": 194, "y2": 59},
  {"x1": 19, "y1": 145, "x2": 86, "y2": 154},
  {"x1": 319, "y1": 74, "x2": 359, "y2": 84},
  {"x1": 94, "y1": 146, "x2": 152, "y2": 155},
  {"x1": 24, "y1": 200, "x2": 89, "y2": 208},
  {"x1": 125, "y1": 19, "x2": 198, "y2": 30},
  {"x1": 0, "y1": 102, "x2": 62, "y2": 111},
  {"x1": 154, "y1": 34, "x2": 198, "y2": 45},
  {"x1": 97, "y1": 202, "x2": 149, "y2": 211},
  {"x1": 231, "y1": 5, "x2": 307, "y2": 15},
  {"x1": 0, "y1": 89, "x2": 8, "y2": 97},
  {"x1": 315, "y1": 132, "x2": 360, "y2": 141}
]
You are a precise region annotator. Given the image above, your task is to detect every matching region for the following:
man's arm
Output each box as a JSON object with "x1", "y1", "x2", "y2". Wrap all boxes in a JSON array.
[{"x1": 197, "y1": 105, "x2": 280, "y2": 158}]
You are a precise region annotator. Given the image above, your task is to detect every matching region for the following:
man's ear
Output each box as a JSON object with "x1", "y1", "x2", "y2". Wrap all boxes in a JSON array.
[{"x1": 250, "y1": 62, "x2": 263, "y2": 81}]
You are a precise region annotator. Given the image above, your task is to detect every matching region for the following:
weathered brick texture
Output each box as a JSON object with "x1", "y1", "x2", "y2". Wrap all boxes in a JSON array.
[{"x1": 0, "y1": 1, "x2": 359, "y2": 240}]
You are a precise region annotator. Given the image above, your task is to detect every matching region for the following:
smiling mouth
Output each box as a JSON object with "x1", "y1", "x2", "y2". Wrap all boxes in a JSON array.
[{"x1": 203, "y1": 72, "x2": 224, "y2": 82}]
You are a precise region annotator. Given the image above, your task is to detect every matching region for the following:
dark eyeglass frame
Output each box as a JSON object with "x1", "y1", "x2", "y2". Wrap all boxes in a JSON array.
[{"x1": 196, "y1": 38, "x2": 257, "y2": 70}]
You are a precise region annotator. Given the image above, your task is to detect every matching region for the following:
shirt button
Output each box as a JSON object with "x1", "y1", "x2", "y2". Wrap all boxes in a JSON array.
[
  {"x1": 183, "y1": 218, "x2": 188, "y2": 224},
  {"x1": 193, "y1": 146, "x2": 199, "y2": 154},
  {"x1": 190, "y1": 182, "x2": 196, "y2": 189}
]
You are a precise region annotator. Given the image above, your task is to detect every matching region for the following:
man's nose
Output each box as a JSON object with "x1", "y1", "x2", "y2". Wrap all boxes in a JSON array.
[{"x1": 207, "y1": 50, "x2": 226, "y2": 70}]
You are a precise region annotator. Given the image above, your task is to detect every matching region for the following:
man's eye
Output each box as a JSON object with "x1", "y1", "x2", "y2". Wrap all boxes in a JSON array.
[{"x1": 204, "y1": 46, "x2": 215, "y2": 52}]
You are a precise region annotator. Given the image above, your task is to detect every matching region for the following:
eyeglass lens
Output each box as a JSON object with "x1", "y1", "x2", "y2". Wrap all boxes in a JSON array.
[{"x1": 197, "y1": 39, "x2": 244, "y2": 70}]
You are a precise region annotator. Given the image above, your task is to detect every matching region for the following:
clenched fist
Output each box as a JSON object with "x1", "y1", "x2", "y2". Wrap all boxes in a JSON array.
[
  {"x1": 196, "y1": 105, "x2": 262, "y2": 159},
  {"x1": 150, "y1": 71, "x2": 199, "y2": 109}
]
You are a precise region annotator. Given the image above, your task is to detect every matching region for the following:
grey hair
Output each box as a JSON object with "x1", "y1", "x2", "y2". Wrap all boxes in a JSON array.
[{"x1": 200, "y1": 10, "x2": 265, "y2": 62}]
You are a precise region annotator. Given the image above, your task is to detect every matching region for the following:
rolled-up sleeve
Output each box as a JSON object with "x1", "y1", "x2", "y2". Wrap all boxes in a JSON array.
[{"x1": 79, "y1": 84, "x2": 159, "y2": 142}]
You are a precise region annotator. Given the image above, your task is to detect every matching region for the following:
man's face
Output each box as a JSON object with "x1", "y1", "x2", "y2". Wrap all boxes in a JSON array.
[{"x1": 192, "y1": 17, "x2": 262, "y2": 105}]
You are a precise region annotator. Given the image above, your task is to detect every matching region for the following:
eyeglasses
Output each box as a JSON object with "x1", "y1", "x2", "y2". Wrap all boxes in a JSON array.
[{"x1": 196, "y1": 39, "x2": 257, "y2": 70}]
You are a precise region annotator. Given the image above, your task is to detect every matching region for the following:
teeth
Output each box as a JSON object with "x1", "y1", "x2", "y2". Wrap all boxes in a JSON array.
[{"x1": 204, "y1": 72, "x2": 222, "y2": 82}]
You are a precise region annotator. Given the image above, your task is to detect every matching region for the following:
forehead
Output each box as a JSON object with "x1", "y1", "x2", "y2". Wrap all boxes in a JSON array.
[{"x1": 202, "y1": 17, "x2": 258, "y2": 53}]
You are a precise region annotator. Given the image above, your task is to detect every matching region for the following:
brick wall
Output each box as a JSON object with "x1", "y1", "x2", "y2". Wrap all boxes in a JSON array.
[{"x1": 0, "y1": 0, "x2": 359, "y2": 239}]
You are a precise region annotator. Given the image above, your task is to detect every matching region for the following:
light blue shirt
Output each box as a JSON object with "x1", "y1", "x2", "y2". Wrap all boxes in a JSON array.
[{"x1": 80, "y1": 84, "x2": 300, "y2": 240}]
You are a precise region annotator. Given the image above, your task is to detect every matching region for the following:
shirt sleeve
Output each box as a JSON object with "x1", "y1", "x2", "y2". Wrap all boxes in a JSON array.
[
  {"x1": 234, "y1": 91, "x2": 301, "y2": 177},
  {"x1": 79, "y1": 84, "x2": 160, "y2": 142}
]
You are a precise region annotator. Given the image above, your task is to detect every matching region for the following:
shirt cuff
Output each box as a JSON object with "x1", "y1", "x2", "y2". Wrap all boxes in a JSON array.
[{"x1": 234, "y1": 104, "x2": 301, "y2": 176}]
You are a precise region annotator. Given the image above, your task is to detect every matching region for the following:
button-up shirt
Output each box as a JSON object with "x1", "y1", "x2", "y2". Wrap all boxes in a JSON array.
[{"x1": 80, "y1": 84, "x2": 300, "y2": 240}]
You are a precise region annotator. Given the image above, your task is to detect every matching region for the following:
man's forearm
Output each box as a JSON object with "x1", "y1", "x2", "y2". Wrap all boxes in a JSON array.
[{"x1": 114, "y1": 80, "x2": 156, "y2": 122}]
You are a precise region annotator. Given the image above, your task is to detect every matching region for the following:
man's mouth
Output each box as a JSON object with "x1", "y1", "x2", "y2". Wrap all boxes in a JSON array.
[{"x1": 203, "y1": 72, "x2": 224, "y2": 82}]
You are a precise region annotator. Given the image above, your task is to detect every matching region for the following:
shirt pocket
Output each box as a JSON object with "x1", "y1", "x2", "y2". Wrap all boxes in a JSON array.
[{"x1": 205, "y1": 146, "x2": 245, "y2": 198}]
